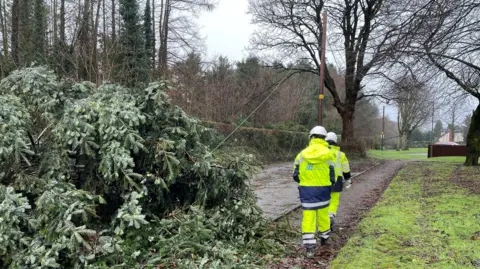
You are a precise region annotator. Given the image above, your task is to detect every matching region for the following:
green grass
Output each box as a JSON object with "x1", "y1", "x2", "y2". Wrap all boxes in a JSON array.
[
  {"x1": 368, "y1": 148, "x2": 465, "y2": 163},
  {"x1": 331, "y1": 162, "x2": 480, "y2": 269}
]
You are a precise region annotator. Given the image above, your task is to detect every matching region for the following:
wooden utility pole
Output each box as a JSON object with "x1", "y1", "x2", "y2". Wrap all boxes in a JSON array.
[
  {"x1": 381, "y1": 106, "x2": 385, "y2": 150},
  {"x1": 318, "y1": 10, "x2": 327, "y2": 125},
  {"x1": 431, "y1": 102, "x2": 435, "y2": 144}
]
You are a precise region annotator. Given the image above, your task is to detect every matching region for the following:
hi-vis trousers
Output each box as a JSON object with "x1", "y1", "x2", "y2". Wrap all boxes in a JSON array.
[
  {"x1": 329, "y1": 192, "x2": 341, "y2": 216},
  {"x1": 299, "y1": 185, "x2": 332, "y2": 247},
  {"x1": 302, "y1": 207, "x2": 331, "y2": 247}
]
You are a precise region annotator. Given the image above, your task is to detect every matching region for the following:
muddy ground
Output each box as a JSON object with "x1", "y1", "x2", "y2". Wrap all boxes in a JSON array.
[{"x1": 258, "y1": 160, "x2": 407, "y2": 269}]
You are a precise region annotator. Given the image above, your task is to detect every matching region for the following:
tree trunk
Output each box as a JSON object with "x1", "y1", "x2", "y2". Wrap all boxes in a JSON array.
[
  {"x1": 0, "y1": 0, "x2": 8, "y2": 56},
  {"x1": 19, "y1": 0, "x2": 31, "y2": 64},
  {"x1": 60, "y1": 0, "x2": 65, "y2": 43},
  {"x1": 402, "y1": 133, "x2": 409, "y2": 150},
  {"x1": 152, "y1": 0, "x2": 155, "y2": 69},
  {"x1": 158, "y1": 0, "x2": 170, "y2": 77},
  {"x1": 102, "y1": 0, "x2": 106, "y2": 81},
  {"x1": 77, "y1": 0, "x2": 91, "y2": 80},
  {"x1": 11, "y1": 0, "x2": 19, "y2": 65},
  {"x1": 111, "y1": 0, "x2": 115, "y2": 39},
  {"x1": 340, "y1": 108, "x2": 355, "y2": 143},
  {"x1": 465, "y1": 103, "x2": 480, "y2": 166},
  {"x1": 52, "y1": 0, "x2": 57, "y2": 45},
  {"x1": 93, "y1": 0, "x2": 101, "y2": 84},
  {"x1": 397, "y1": 134, "x2": 403, "y2": 151}
]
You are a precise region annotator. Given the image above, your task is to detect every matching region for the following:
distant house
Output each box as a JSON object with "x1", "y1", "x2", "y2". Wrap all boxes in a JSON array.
[{"x1": 436, "y1": 129, "x2": 464, "y2": 144}]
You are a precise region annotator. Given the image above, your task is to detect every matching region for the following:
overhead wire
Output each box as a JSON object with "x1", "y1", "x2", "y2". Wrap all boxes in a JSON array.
[
  {"x1": 284, "y1": 83, "x2": 314, "y2": 161},
  {"x1": 211, "y1": 69, "x2": 295, "y2": 152},
  {"x1": 326, "y1": 36, "x2": 344, "y2": 70}
]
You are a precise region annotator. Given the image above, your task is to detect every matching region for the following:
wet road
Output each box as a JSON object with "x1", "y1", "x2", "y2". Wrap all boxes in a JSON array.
[{"x1": 253, "y1": 163, "x2": 361, "y2": 220}]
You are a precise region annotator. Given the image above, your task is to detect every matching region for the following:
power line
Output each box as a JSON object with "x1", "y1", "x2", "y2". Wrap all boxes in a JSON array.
[
  {"x1": 326, "y1": 36, "x2": 344, "y2": 69},
  {"x1": 211, "y1": 70, "x2": 295, "y2": 152}
]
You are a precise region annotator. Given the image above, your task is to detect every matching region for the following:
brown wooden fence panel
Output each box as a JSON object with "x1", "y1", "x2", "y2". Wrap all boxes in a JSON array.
[{"x1": 428, "y1": 144, "x2": 467, "y2": 158}]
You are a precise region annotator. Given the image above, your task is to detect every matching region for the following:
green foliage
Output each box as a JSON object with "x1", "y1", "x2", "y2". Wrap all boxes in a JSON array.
[
  {"x1": 143, "y1": 0, "x2": 154, "y2": 70},
  {"x1": 0, "y1": 186, "x2": 31, "y2": 260},
  {"x1": 117, "y1": 0, "x2": 148, "y2": 87},
  {"x1": 33, "y1": 0, "x2": 48, "y2": 63},
  {"x1": 0, "y1": 94, "x2": 32, "y2": 170},
  {"x1": 0, "y1": 67, "x2": 285, "y2": 268},
  {"x1": 465, "y1": 104, "x2": 480, "y2": 165},
  {"x1": 0, "y1": 55, "x2": 16, "y2": 79},
  {"x1": 368, "y1": 148, "x2": 464, "y2": 163},
  {"x1": 331, "y1": 163, "x2": 480, "y2": 268}
]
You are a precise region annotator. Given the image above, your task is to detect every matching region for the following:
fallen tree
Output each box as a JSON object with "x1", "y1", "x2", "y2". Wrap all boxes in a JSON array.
[{"x1": 0, "y1": 67, "x2": 285, "y2": 268}]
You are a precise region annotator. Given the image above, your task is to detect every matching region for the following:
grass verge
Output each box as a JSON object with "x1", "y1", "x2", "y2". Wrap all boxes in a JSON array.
[
  {"x1": 331, "y1": 162, "x2": 480, "y2": 269},
  {"x1": 368, "y1": 148, "x2": 465, "y2": 163}
]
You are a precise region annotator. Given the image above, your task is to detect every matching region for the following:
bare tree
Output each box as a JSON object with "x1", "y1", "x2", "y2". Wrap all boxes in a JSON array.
[
  {"x1": 387, "y1": 74, "x2": 433, "y2": 150},
  {"x1": 248, "y1": 0, "x2": 418, "y2": 144},
  {"x1": 403, "y1": 0, "x2": 480, "y2": 165},
  {"x1": 156, "y1": 0, "x2": 216, "y2": 77}
]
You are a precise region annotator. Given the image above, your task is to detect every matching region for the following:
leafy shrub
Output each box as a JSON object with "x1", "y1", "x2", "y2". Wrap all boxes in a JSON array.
[{"x1": 0, "y1": 67, "x2": 285, "y2": 268}]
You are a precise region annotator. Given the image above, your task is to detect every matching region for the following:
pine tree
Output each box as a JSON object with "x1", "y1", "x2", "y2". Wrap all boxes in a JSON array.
[
  {"x1": 143, "y1": 0, "x2": 154, "y2": 71},
  {"x1": 434, "y1": 120, "x2": 443, "y2": 140},
  {"x1": 118, "y1": 0, "x2": 147, "y2": 88}
]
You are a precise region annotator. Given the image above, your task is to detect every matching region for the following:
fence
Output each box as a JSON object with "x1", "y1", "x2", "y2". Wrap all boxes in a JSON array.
[{"x1": 428, "y1": 144, "x2": 467, "y2": 158}]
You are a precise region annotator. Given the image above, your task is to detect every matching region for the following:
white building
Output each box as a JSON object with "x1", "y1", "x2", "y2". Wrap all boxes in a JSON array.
[{"x1": 437, "y1": 129, "x2": 464, "y2": 144}]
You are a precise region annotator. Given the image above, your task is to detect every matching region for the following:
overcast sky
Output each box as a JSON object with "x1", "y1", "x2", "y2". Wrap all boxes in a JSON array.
[
  {"x1": 197, "y1": 2, "x2": 401, "y2": 122},
  {"x1": 198, "y1": 0, "x2": 255, "y2": 61},
  {"x1": 197, "y1": 0, "x2": 478, "y2": 127}
]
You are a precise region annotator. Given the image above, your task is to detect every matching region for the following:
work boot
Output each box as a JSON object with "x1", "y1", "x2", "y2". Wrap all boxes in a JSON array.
[
  {"x1": 305, "y1": 245, "x2": 316, "y2": 258},
  {"x1": 318, "y1": 229, "x2": 331, "y2": 246},
  {"x1": 329, "y1": 213, "x2": 336, "y2": 231}
]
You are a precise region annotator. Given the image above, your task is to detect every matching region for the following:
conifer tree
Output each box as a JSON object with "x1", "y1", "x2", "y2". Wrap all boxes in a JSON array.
[
  {"x1": 118, "y1": 0, "x2": 147, "y2": 87},
  {"x1": 32, "y1": 0, "x2": 47, "y2": 64},
  {"x1": 143, "y1": 0, "x2": 154, "y2": 71}
]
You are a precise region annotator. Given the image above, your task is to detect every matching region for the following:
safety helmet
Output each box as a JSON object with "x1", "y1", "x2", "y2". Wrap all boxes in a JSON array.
[
  {"x1": 326, "y1": 132, "x2": 338, "y2": 143},
  {"x1": 309, "y1": 126, "x2": 328, "y2": 137}
]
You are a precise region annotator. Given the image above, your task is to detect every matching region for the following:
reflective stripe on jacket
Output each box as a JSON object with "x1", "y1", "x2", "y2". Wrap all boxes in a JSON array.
[
  {"x1": 329, "y1": 145, "x2": 343, "y2": 179},
  {"x1": 341, "y1": 151, "x2": 351, "y2": 177},
  {"x1": 329, "y1": 145, "x2": 343, "y2": 192},
  {"x1": 331, "y1": 146, "x2": 352, "y2": 192}
]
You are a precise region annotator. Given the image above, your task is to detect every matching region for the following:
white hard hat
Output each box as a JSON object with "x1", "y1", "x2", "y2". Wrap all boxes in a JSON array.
[
  {"x1": 326, "y1": 132, "x2": 338, "y2": 143},
  {"x1": 309, "y1": 126, "x2": 328, "y2": 137}
]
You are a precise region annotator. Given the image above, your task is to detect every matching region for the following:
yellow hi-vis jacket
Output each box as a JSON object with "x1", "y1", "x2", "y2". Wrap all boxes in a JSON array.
[
  {"x1": 329, "y1": 145, "x2": 351, "y2": 192},
  {"x1": 293, "y1": 138, "x2": 336, "y2": 210}
]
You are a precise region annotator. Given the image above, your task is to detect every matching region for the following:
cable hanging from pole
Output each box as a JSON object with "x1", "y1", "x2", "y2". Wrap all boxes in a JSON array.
[{"x1": 211, "y1": 70, "x2": 295, "y2": 152}]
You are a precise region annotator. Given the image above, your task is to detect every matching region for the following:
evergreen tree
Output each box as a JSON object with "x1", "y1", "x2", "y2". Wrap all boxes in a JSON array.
[
  {"x1": 143, "y1": 0, "x2": 154, "y2": 70},
  {"x1": 434, "y1": 120, "x2": 443, "y2": 140},
  {"x1": 410, "y1": 128, "x2": 424, "y2": 142},
  {"x1": 118, "y1": 0, "x2": 147, "y2": 88},
  {"x1": 32, "y1": 0, "x2": 47, "y2": 64},
  {"x1": 18, "y1": 0, "x2": 33, "y2": 65}
]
